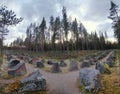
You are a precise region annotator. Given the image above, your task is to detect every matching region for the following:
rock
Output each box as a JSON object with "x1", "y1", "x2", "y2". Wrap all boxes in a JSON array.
[
  {"x1": 79, "y1": 68, "x2": 101, "y2": 92},
  {"x1": 41, "y1": 59, "x2": 45, "y2": 63},
  {"x1": 80, "y1": 60, "x2": 90, "y2": 68},
  {"x1": 85, "y1": 56, "x2": 91, "y2": 60},
  {"x1": 19, "y1": 55, "x2": 24, "y2": 60},
  {"x1": 28, "y1": 58, "x2": 33, "y2": 64},
  {"x1": 89, "y1": 58, "x2": 96, "y2": 65},
  {"x1": 8, "y1": 59, "x2": 20, "y2": 68},
  {"x1": 95, "y1": 56, "x2": 102, "y2": 61},
  {"x1": 29, "y1": 57, "x2": 39, "y2": 64},
  {"x1": 20, "y1": 69, "x2": 46, "y2": 92},
  {"x1": 93, "y1": 58, "x2": 98, "y2": 62},
  {"x1": 95, "y1": 62, "x2": 105, "y2": 74},
  {"x1": 107, "y1": 56, "x2": 114, "y2": 63},
  {"x1": 59, "y1": 60, "x2": 67, "y2": 67},
  {"x1": 104, "y1": 63, "x2": 111, "y2": 74},
  {"x1": 69, "y1": 60, "x2": 78, "y2": 71},
  {"x1": 24, "y1": 56, "x2": 30, "y2": 62},
  {"x1": 106, "y1": 61, "x2": 114, "y2": 67},
  {"x1": 96, "y1": 62, "x2": 111, "y2": 74},
  {"x1": 8, "y1": 61, "x2": 27, "y2": 76},
  {"x1": 7, "y1": 55, "x2": 14, "y2": 61},
  {"x1": 36, "y1": 60, "x2": 45, "y2": 68},
  {"x1": 47, "y1": 60, "x2": 55, "y2": 65},
  {"x1": 51, "y1": 63, "x2": 61, "y2": 73}
]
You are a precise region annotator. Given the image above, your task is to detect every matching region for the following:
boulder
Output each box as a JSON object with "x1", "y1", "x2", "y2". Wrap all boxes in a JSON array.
[
  {"x1": 24, "y1": 56, "x2": 30, "y2": 62},
  {"x1": 47, "y1": 60, "x2": 55, "y2": 65},
  {"x1": 29, "y1": 57, "x2": 39, "y2": 64},
  {"x1": 79, "y1": 68, "x2": 101, "y2": 92},
  {"x1": 41, "y1": 59, "x2": 45, "y2": 63},
  {"x1": 107, "y1": 56, "x2": 114, "y2": 61},
  {"x1": 89, "y1": 58, "x2": 96, "y2": 65},
  {"x1": 96, "y1": 62, "x2": 111, "y2": 74},
  {"x1": 8, "y1": 62, "x2": 26, "y2": 76},
  {"x1": 8, "y1": 59, "x2": 20, "y2": 68},
  {"x1": 20, "y1": 69, "x2": 46, "y2": 92},
  {"x1": 19, "y1": 55, "x2": 24, "y2": 60},
  {"x1": 85, "y1": 56, "x2": 91, "y2": 60},
  {"x1": 95, "y1": 62, "x2": 105, "y2": 74},
  {"x1": 104, "y1": 63, "x2": 111, "y2": 74},
  {"x1": 7, "y1": 55, "x2": 14, "y2": 61},
  {"x1": 51, "y1": 63, "x2": 61, "y2": 73},
  {"x1": 80, "y1": 60, "x2": 90, "y2": 68},
  {"x1": 59, "y1": 60, "x2": 67, "y2": 67},
  {"x1": 110, "y1": 52, "x2": 115, "y2": 61},
  {"x1": 106, "y1": 60, "x2": 114, "y2": 67},
  {"x1": 36, "y1": 60, "x2": 45, "y2": 68},
  {"x1": 93, "y1": 58, "x2": 98, "y2": 62},
  {"x1": 28, "y1": 58, "x2": 33, "y2": 64},
  {"x1": 69, "y1": 60, "x2": 78, "y2": 71}
]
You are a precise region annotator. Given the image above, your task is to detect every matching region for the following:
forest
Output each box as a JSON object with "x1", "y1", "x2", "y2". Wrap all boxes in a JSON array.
[{"x1": 5, "y1": 5, "x2": 119, "y2": 53}]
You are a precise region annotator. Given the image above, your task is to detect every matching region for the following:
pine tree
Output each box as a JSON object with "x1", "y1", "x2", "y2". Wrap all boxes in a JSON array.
[
  {"x1": 71, "y1": 18, "x2": 79, "y2": 50},
  {"x1": 0, "y1": 5, "x2": 23, "y2": 55},
  {"x1": 108, "y1": 1, "x2": 120, "y2": 45},
  {"x1": 62, "y1": 6, "x2": 69, "y2": 54},
  {"x1": 39, "y1": 17, "x2": 46, "y2": 52}
]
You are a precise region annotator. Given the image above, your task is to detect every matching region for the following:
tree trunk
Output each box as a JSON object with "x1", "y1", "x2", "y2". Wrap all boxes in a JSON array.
[
  {"x1": 41, "y1": 34, "x2": 45, "y2": 53},
  {"x1": 0, "y1": 39, "x2": 3, "y2": 56},
  {"x1": 66, "y1": 37, "x2": 69, "y2": 55},
  {"x1": 0, "y1": 37, "x2": 3, "y2": 64}
]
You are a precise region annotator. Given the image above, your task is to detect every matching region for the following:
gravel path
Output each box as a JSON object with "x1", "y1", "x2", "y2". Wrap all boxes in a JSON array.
[{"x1": 41, "y1": 70, "x2": 80, "y2": 94}]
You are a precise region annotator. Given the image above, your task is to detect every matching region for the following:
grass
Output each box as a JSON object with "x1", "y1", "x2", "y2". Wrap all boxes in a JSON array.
[
  {"x1": 8, "y1": 50, "x2": 98, "y2": 60},
  {"x1": 0, "y1": 81, "x2": 47, "y2": 94},
  {"x1": 98, "y1": 50, "x2": 120, "y2": 94}
]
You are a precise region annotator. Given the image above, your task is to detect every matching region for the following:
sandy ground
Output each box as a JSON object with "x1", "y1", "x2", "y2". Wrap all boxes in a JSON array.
[{"x1": 41, "y1": 70, "x2": 80, "y2": 94}]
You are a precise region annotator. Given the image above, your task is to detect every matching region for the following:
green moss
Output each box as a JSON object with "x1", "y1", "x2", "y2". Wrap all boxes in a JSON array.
[
  {"x1": 2, "y1": 73, "x2": 13, "y2": 79},
  {"x1": 77, "y1": 78, "x2": 91, "y2": 94},
  {"x1": 79, "y1": 85, "x2": 91, "y2": 94},
  {"x1": 114, "y1": 87, "x2": 120, "y2": 94}
]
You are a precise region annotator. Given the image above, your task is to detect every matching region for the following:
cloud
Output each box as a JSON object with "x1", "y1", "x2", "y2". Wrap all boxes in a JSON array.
[
  {"x1": 107, "y1": 37, "x2": 117, "y2": 43},
  {"x1": 0, "y1": 0, "x2": 119, "y2": 45}
]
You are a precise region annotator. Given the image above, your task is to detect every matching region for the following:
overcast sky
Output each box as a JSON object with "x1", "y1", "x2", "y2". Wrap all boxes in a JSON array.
[{"x1": 0, "y1": 0, "x2": 119, "y2": 45}]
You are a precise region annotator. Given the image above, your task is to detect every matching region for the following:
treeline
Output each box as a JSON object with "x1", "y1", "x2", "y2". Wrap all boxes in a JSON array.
[{"x1": 9, "y1": 7, "x2": 118, "y2": 52}]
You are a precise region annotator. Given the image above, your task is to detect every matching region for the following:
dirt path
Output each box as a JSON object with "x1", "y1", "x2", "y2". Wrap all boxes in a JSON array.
[
  {"x1": 41, "y1": 70, "x2": 80, "y2": 94},
  {"x1": 0, "y1": 51, "x2": 113, "y2": 94},
  {"x1": 101, "y1": 51, "x2": 113, "y2": 62}
]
